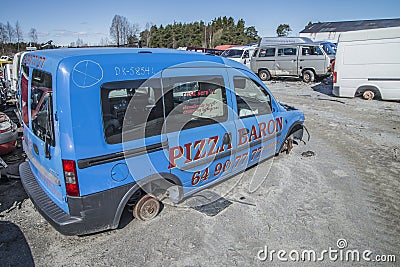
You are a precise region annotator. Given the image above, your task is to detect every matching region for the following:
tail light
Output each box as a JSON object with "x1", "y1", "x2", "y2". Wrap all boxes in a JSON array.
[
  {"x1": 333, "y1": 71, "x2": 337, "y2": 84},
  {"x1": 62, "y1": 159, "x2": 80, "y2": 196}
]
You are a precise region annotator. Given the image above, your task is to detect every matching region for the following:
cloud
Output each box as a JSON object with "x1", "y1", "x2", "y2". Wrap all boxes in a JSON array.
[{"x1": 34, "y1": 28, "x2": 108, "y2": 45}]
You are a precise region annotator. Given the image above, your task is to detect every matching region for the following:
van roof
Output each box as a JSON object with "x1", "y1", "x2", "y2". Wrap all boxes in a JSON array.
[
  {"x1": 257, "y1": 42, "x2": 320, "y2": 48},
  {"x1": 28, "y1": 47, "x2": 210, "y2": 60},
  {"x1": 24, "y1": 47, "x2": 251, "y2": 75},
  {"x1": 224, "y1": 45, "x2": 256, "y2": 50},
  {"x1": 338, "y1": 26, "x2": 400, "y2": 42}
]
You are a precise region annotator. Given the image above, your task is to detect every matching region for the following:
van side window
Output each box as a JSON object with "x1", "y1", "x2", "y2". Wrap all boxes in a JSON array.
[
  {"x1": 31, "y1": 69, "x2": 55, "y2": 145},
  {"x1": 302, "y1": 46, "x2": 323, "y2": 56},
  {"x1": 259, "y1": 48, "x2": 276, "y2": 57},
  {"x1": 163, "y1": 75, "x2": 227, "y2": 132},
  {"x1": 278, "y1": 47, "x2": 297, "y2": 56},
  {"x1": 234, "y1": 77, "x2": 272, "y2": 118},
  {"x1": 302, "y1": 47, "x2": 311, "y2": 55},
  {"x1": 313, "y1": 46, "x2": 323, "y2": 55},
  {"x1": 101, "y1": 79, "x2": 164, "y2": 144}
]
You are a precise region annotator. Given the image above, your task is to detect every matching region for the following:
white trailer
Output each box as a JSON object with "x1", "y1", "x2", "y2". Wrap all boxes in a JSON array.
[{"x1": 333, "y1": 26, "x2": 400, "y2": 100}]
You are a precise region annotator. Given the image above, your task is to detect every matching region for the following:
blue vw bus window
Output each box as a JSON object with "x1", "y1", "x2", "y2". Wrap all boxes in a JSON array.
[
  {"x1": 234, "y1": 76, "x2": 272, "y2": 118},
  {"x1": 101, "y1": 78, "x2": 164, "y2": 144},
  {"x1": 163, "y1": 75, "x2": 227, "y2": 132}
]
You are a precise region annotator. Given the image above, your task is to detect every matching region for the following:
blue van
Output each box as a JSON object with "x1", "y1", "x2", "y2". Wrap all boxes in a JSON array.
[{"x1": 19, "y1": 48, "x2": 306, "y2": 235}]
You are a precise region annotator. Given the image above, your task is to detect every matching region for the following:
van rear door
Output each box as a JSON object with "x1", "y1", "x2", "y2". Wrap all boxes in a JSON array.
[{"x1": 25, "y1": 69, "x2": 68, "y2": 212}]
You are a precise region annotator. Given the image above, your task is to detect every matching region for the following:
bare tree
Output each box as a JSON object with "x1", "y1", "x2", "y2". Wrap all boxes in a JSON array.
[
  {"x1": 99, "y1": 37, "x2": 110, "y2": 46},
  {"x1": 5, "y1": 21, "x2": 15, "y2": 43},
  {"x1": 15, "y1": 21, "x2": 23, "y2": 51},
  {"x1": 127, "y1": 23, "x2": 140, "y2": 45},
  {"x1": 0, "y1": 23, "x2": 7, "y2": 44},
  {"x1": 110, "y1": 15, "x2": 139, "y2": 46},
  {"x1": 120, "y1": 16, "x2": 130, "y2": 45},
  {"x1": 29, "y1": 28, "x2": 38, "y2": 43},
  {"x1": 143, "y1": 22, "x2": 153, "y2": 47},
  {"x1": 110, "y1": 15, "x2": 123, "y2": 46},
  {"x1": 0, "y1": 23, "x2": 6, "y2": 53},
  {"x1": 76, "y1": 37, "x2": 84, "y2": 47}
]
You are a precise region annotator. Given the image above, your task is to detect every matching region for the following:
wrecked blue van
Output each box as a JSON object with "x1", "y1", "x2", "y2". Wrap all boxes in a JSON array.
[{"x1": 19, "y1": 48, "x2": 305, "y2": 235}]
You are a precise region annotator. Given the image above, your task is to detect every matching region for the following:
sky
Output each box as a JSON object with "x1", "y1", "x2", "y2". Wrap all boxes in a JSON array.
[{"x1": 1, "y1": 0, "x2": 399, "y2": 46}]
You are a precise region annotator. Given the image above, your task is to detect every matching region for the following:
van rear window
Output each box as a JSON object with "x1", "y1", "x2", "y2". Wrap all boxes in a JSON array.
[{"x1": 101, "y1": 79, "x2": 164, "y2": 144}]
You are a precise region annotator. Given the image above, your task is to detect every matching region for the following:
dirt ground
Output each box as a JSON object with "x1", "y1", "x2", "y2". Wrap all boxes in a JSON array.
[{"x1": 0, "y1": 79, "x2": 399, "y2": 266}]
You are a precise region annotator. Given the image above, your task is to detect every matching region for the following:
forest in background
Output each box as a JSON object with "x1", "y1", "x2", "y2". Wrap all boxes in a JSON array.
[
  {"x1": 0, "y1": 16, "x2": 290, "y2": 55},
  {"x1": 139, "y1": 16, "x2": 259, "y2": 48}
]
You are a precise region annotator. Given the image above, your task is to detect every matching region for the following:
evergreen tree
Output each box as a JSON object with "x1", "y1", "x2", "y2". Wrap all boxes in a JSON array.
[{"x1": 139, "y1": 17, "x2": 259, "y2": 48}]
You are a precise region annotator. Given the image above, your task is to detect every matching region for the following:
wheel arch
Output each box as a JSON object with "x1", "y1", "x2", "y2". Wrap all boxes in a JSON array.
[
  {"x1": 258, "y1": 68, "x2": 272, "y2": 81},
  {"x1": 111, "y1": 172, "x2": 183, "y2": 228},
  {"x1": 355, "y1": 85, "x2": 382, "y2": 99},
  {"x1": 278, "y1": 122, "x2": 304, "y2": 153},
  {"x1": 301, "y1": 68, "x2": 316, "y2": 76}
]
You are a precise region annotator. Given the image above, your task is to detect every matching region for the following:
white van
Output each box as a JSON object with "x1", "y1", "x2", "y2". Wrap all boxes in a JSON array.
[
  {"x1": 221, "y1": 45, "x2": 257, "y2": 67},
  {"x1": 333, "y1": 26, "x2": 400, "y2": 100}
]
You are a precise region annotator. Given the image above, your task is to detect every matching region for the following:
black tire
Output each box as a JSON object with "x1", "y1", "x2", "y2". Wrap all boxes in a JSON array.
[
  {"x1": 302, "y1": 70, "x2": 315, "y2": 83},
  {"x1": 258, "y1": 70, "x2": 271, "y2": 81}
]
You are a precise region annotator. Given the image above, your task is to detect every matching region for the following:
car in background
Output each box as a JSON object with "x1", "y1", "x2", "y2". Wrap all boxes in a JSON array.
[
  {"x1": 221, "y1": 45, "x2": 257, "y2": 67},
  {"x1": 184, "y1": 47, "x2": 224, "y2": 56},
  {"x1": 251, "y1": 43, "x2": 332, "y2": 82},
  {"x1": 0, "y1": 112, "x2": 18, "y2": 155}
]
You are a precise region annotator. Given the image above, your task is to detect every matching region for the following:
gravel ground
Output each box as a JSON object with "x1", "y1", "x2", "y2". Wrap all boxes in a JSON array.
[{"x1": 0, "y1": 79, "x2": 399, "y2": 266}]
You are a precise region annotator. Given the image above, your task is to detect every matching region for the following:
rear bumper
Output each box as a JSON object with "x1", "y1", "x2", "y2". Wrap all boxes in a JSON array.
[{"x1": 19, "y1": 162, "x2": 134, "y2": 235}]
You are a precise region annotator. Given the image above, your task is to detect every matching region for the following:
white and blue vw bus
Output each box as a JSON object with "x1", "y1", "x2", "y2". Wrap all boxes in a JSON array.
[{"x1": 19, "y1": 48, "x2": 305, "y2": 235}]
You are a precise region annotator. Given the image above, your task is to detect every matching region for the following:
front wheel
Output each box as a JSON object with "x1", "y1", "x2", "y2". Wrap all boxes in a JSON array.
[
  {"x1": 258, "y1": 70, "x2": 271, "y2": 81},
  {"x1": 302, "y1": 70, "x2": 315, "y2": 83}
]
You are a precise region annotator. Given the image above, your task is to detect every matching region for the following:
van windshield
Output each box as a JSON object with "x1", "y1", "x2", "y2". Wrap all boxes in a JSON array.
[
  {"x1": 321, "y1": 43, "x2": 336, "y2": 55},
  {"x1": 221, "y1": 49, "x2": 243, "y2": 58}
]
